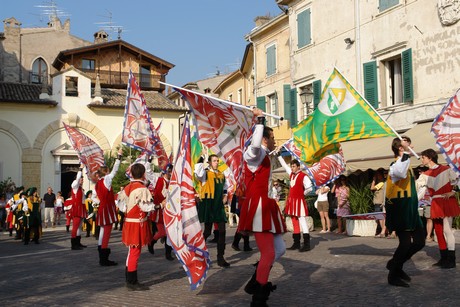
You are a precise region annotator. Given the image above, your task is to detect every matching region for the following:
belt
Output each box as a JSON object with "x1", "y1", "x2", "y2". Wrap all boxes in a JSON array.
[{"x1": 124, "y1": 217, "x2": 148, "y2": 223}]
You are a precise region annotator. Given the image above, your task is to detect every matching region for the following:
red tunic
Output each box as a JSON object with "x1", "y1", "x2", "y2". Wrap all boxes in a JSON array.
[
  {"x1": 238, "y1": 155, "x2": 286, "y2": 233},
  {"x1": 424, "y1": 165, "x2": 460, "y2": 218},
  {"x1": 95, "y1": 178, "x2": 118, "y2": 226},
  {"x1": 71, "y1": 187, "x2": 87, "y2": 218},
  {"x1": 150, "y1": 177, "x2": 168, "y2": 224},
  {"x1": 121, "y1": 181, "x2": 153, "y2": 247},
  {"x1": 284, "y1": 171, "x2": 309, "y2": 217}
]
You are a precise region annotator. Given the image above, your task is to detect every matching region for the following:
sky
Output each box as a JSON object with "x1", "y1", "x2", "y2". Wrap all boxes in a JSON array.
[{"x1": 2, "y1": 0, "x2": 282, "y2": 86}]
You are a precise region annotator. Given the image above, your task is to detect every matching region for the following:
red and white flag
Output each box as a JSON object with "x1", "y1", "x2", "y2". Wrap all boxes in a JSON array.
[
  {"x1": 164, "y1": 114, "x2": 210, "y2": 290},
  {"x1": 283, "y1": 139, "x2": 345, "y2": 187},
  {"x1": 173, "y1": 87, "x2": 255, "y2": 184},
  {"x1": 122, "y1": 70, "x2": 163, "y2": 156},
  {"x1": 63, "y1": 123, "x2": 104, "y2": 174},
  {"x1": 431, "y1": 88, "x2": 460, "y2": 174}
]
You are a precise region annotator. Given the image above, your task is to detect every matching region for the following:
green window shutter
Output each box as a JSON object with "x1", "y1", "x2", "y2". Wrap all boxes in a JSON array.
[
  {"x1": 256, "y1": 96, "x2": 266, "y2": 112},
  {"x1": 363, "y1": 61, "x2": 379, "y2": 108},
  {"x1": 297, "y1": 9, "x2": 311, "y2": 49},
  {"x1": 379, "y1": 0, "x2": 399, "y2": 12},
  {"x1": 312, "y1": 80, "x2": 322, "y2": 109},
  {"x1": 283, "y1": 84, "x2": 291, "y2": 123},
  {"x1": 266, "y1": 45, "x2": 276, "y2": 76},
  {"x1": 290, "y1": 88, "x2": 298, "y2": 126},
  {"x1": 402, "y1": 48, "x2": 414, "y2": 103}
]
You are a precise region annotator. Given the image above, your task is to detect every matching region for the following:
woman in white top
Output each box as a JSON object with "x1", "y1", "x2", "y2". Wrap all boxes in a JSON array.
[
  {"x1": 54, "y1": 191, "x2": 64, "y2": 225},
  {"x1": 316, "y1": 185, "x2": 331, "y2": 233}
]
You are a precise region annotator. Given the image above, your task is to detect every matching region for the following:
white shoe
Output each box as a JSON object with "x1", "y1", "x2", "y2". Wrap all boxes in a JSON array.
[{"x1": 319, "y1": 230, "x2": 327, "y2": 234}]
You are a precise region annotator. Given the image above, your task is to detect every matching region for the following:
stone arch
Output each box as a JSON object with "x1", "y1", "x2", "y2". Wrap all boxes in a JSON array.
[
  {"x1": 0, "y1": 119, "x2": 31, "y2": 149},
  {"x1": 33, "y1": 119, "x2": 111, "y2": 152}
]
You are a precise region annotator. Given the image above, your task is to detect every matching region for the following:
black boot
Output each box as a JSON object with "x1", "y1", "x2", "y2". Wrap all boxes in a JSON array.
[
  {"x1": 66, "y1": 225, "x2": 69, "y2": 232},
  {"x1": 24, "y1": 229, "x2": 30, "y2": 245},
  {"x1": 86, "y1": 225, "x2": 91, "y2": 237},
  {"x1": 76, "y1": 236, "x2": 87, "y2": 248},
  {"x1": 386, "y1": 259, "x2": 409, "y2": 287},
  {"x1": 244, "y1": 262, "x2": 259, "y2": 294},
  {"x1": 126, "y1": 270, "x2": 149, "y2": 291},
  {"x1": 217, "y1": 243, "x2": 230, "y2": 267},
  {"x1": 209, "y1": 230, "x2": 219, "y2": 243},
  {"x1": 148, "y1": 239, "x2": 157, "y2": 255},
  {"x1": 232, "y1": 232, "x2": 242, "y2": 251},
  {"x1": 243, "y1": 235, "x2": 253, "y2": 252},
  {"x1": 71, "y1": 238, "x2": 83, "y2": 250},
  {"x1": 433, "y1": 249, "x2": 448, "y2": 267},
  {"x1": 251, "y1": 281, "x2": 277, "y2": 307},
  {"x1": 99, "y1": 248, "x2": 118, "y2": 266},
  {"x1": 287, "y1": 233, "x2": 301, "y2": 250},
  {"x1": 441, "y1": 250, "x2": 456, "y2": 269},
  {"x1": 299, "y1": 233, "x2": 310, "y2": 252},
  {"x1": 165, "y1": 244, "x2": 175, "y2": 261}
]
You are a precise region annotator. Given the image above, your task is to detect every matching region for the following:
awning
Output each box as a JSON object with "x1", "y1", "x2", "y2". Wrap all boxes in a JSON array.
[{"x1": 341, "y1": 122, "x2": 444, "y2": 174}]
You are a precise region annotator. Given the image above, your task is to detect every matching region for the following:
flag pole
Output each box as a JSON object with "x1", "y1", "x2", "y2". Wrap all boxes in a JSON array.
[
  {"x1": 334, "y1": 67, "x2": 420, "y2": 159},
  {"x1": 159, "y1": 81, "x2": 284, "y2": 120}
]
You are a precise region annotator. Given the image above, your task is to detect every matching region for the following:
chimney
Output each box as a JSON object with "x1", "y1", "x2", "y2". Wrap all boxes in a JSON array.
[
  {"x1": 254, "y1": 15, "x2": 271, "y2": 27},
  {"x1": 94, "y1": 30, "x2": 109, "y2": 44},
  {"x1": 92, "y1": 74, "x2": 103, "y2": 103}
]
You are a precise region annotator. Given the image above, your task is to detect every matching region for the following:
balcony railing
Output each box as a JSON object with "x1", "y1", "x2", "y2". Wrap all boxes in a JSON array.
[{"x1": 81, "y1": 69, "x2": 164, "y2": 91}]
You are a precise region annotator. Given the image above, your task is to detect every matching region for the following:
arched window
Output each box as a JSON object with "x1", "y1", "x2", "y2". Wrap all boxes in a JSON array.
[{"x1": 31, "y1": 57, "x2": 48, "y2": 84}]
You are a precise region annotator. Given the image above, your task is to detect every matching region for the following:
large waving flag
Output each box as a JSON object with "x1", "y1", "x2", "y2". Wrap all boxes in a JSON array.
[
  {"x1": 122, "y1": 70, "x2": 167, "y2": 161},
  {"x1": 293, "y1": 68, "x2": 396, "y2": 164},
  {"x1": 164, "y1": 114, "x2": 210, "y2": 290},
  {"x1": 173, "y1": 86, "x2": 255, "y2": 185},
  {"x1": 283, "y1": 139, "x2": 345, "y2": 187},
  {"x1": 431, "y1": 88, "x2": 460, "y2": 174},
  {"x1": 63, "y1": 123, "x2": 104, "y2": 174}
]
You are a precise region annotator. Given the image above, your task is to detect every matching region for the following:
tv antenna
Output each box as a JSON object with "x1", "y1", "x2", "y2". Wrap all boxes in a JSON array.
[
  {"x1": 34, "y1": 0, "x2": 71, "y2": 23},
  {"x1": 95, "y1": 10, "x2": 125, "y2": 40}
]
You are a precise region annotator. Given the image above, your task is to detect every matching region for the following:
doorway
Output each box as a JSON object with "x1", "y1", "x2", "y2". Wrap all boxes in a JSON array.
[{"x1": 61, "y1": 164, "x2": 79, "y2": 198}]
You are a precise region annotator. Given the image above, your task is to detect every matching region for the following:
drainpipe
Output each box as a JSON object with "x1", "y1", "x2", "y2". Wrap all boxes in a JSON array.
[{"x1": 355, "y1": 0, "x2": 362, "y2": 92}]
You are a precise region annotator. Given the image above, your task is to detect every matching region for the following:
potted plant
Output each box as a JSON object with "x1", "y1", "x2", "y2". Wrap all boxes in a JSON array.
[{"x1": 346, "y1": 181, "x2": 377, "y2": 236}]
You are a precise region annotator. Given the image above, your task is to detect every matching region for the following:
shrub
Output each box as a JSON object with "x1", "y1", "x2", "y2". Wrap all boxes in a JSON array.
[{"x1": 348, "y1": 181, "x2": 373, "y2": 214}]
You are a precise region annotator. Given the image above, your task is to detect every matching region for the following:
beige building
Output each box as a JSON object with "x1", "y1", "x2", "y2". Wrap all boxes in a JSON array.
[{"x1": 0, "y1": 17, "x2": 187, "y2": 196}]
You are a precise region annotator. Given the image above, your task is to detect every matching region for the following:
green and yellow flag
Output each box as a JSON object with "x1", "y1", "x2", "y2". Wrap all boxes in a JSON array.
[{"x1": 293, "y1": 68, "x2": 395, "y2": 164}]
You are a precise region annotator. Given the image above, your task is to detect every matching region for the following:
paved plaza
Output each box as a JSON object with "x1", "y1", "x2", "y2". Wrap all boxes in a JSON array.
[{"x1": 1, "y1": 225, "x2": 459, "y2": 306}]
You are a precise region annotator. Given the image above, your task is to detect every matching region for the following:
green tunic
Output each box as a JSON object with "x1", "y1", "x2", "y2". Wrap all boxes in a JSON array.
[
  {"x1": 197, "y1": 169, "x2": 227, "y2": 223},
  {"x1": 385, "y1": 164, "x2": 423, "y2": 232}
]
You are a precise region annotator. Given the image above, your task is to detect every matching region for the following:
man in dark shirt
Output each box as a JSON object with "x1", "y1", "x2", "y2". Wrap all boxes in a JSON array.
[{"x1": 43, "y1": 187, "x2": 56, "y2": 228}]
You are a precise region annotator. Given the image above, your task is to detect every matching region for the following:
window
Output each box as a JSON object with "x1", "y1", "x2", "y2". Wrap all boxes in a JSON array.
[
  {"x1": 379, "y1": 0, "x2": 399, "y2": 12},
  {"x1": 363, "y1": 48, "x2": 413, "y2": 108},
  {"x1": 266, "y1": 44, "x2": 276, "y2": 76},
  {"x1": 228, "y1": 93, "x2": 233, "y2": 102},
  {"x1": 65, "y1": 76, "x2": 78, "y2": 97},
  {"x1": 31, "y1": 57, "x2": 47, "y2": 84},
  {"x1": 297, "y1": 8, "x2": 311, "y2": 49},
  {"x1": 237, "y1": 88, "x2": 242, "y2": 104},
  {"x1": 139, "y1": 65, "x2": 151, "y2": 88},
  {"x1": 81, "y1": 59, "x2": 95, "y2": 71},
  {"x1": 268, "y1": 93, "x2": 279, "y2": 127}
]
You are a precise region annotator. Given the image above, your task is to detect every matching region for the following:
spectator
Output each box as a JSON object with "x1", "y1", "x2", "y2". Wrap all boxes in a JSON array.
[
  {"x1": 333, "y1": 176, "x2": 351, "y2": 234},
  {"x1": 371, "y1": 170, "x2": 387, "y2": 238},
  {"x1": 55, "y1": 191, "x2": 64, "y2": 226},
  {"x1": 43, "y1": 187, "x2": 56, "y2": 228},
  {"x1": 316, "y1": 185, "x2": 331, "y2": 233}
]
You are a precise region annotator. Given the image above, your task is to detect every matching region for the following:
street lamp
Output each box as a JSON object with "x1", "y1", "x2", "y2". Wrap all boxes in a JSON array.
[{"x1": 299, "y1": 87, "x2": 314, "y2": 117}]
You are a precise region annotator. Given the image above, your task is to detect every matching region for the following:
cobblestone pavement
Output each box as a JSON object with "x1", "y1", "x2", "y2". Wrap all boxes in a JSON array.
[{"x1": 1, "y1": 225, "x2": 459, "y2": 307}]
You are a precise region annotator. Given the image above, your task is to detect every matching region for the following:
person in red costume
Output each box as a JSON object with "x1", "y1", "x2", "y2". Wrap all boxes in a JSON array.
[
  {"x1": 148, "y1": 163, "x2": 174, "y2": 261},
  {"x1": 118, "y1": 163, "x2": 155, "y2": 291},
  {"x1": 238, "y1": 108, "x2": 286, "y2": 306},
  {"x1": 277, "y1": 157, "x2": 313, "y2": 252},
  {"x1": 91, "y1": 148, "x2": 123, "y2": 266},
  {"x1": 418, "y1": 148, "x2": 460, "y2": 269},
  {"x1": 70, "y1": 164, "x2": 87, "y2": 250}
]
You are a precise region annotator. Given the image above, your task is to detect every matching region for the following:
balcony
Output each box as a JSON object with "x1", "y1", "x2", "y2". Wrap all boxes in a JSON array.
[{"x1": 80, "y1": 69, "x2": 164, "y2": 91}]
